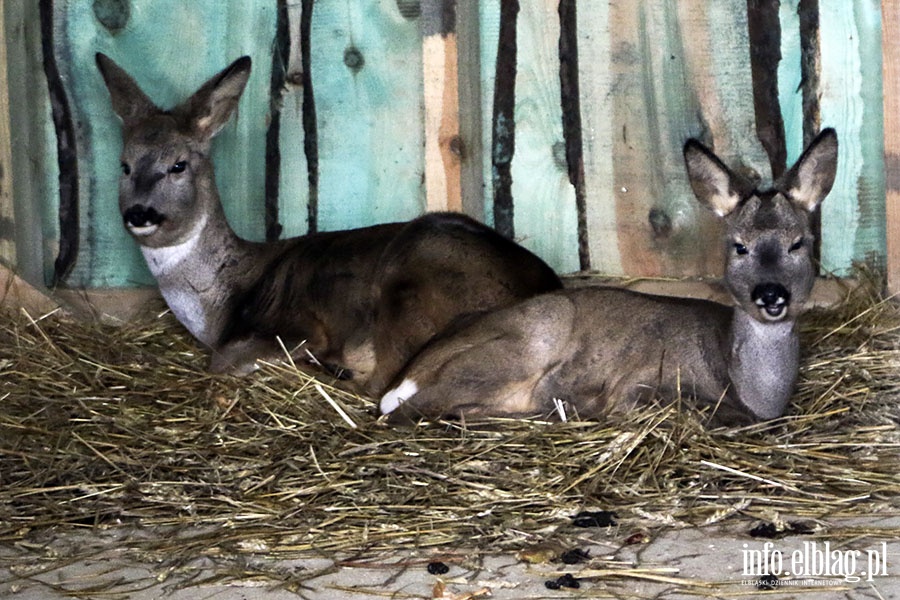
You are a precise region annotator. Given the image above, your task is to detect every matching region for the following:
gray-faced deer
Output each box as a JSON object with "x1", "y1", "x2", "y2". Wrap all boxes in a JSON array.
[
  {"x1": 381, "y1": 129, "x2": 838, "y2": 426},
  {"x1": 95, "y1": 53, "x2": 561, "y2": 394}
]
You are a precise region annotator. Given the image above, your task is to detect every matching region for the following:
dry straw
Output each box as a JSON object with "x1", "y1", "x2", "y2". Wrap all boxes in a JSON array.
[{"x1": 1, "y1": 270, "x2": 899, "y2": 591}]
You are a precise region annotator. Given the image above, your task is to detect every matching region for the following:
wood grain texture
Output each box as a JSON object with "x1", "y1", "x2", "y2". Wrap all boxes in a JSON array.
[
  {"x1": 778, "y1": 0, "x2": 805, "y2": 167},
  {"x1": 310, "y1": 0, "x2": 424, "y2": 232},
  {"x1": 479, "y1": 0, "x2": 579, "y2": 272},
  {"x1": 277, "y1": 0, "x2": 312, "y2": 239},
  {"x1": 882, "y1": 0, "x2": 900, "y2": 293},
  {"x1": 602, "y1": 0, "x2": 770, "y2": 278},
  {"x1": 817, "y1": 0, "x2": 885, "y2": 276},
  {"x1": 456, "y1": 0, "x2": 486, "y2": 219},
  {"x1": 511, "y1": 0, "x2": 579, "y2": 274},
  {"x1": 4, "y1": 0, "x2": 57, "y2": 287},
  {"x1": 576, "y1": 0, "x2": 621, "y2": 275},
  {"x1": 0, "y1": 1, "x2": 14, "y2": 268},
  {"x1": 422, "y1": 0, "x2": 462, "y2": 213}
]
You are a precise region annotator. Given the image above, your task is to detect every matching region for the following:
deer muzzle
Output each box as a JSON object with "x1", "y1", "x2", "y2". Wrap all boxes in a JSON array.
[
  {"x1": 751, "y1": 283, "x2": 791, "y2": 321},
  {"x1": 123, "y1": 205, "x2": 166, "y2": 236}
]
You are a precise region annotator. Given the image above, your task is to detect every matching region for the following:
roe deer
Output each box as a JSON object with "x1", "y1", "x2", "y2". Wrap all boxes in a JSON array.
[
  {"x1": 95, "y1": 53, "x2": 561, "y2": 393},
  {"x1": 381, "y1": 129, "x2": 838, "y2": 426}
]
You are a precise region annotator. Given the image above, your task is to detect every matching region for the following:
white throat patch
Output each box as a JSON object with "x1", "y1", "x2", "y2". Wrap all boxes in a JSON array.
[{"x1": 140, "y1": 215, "x2": 208, "y2": 278}]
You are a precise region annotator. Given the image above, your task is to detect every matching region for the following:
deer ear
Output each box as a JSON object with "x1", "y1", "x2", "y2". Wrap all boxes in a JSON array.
[
  {"x1": 178, "y1": 56, "x2": 252, "y2": 142},
  {"x1": 683, "y1": 139, "x2": 743, "y2": 217},
  {"x1": 96, "y1": 53, "x2": 160, "y2": 126},
  {"x1": 778, "y1": 128, "x2": 838, "y2": 213}
]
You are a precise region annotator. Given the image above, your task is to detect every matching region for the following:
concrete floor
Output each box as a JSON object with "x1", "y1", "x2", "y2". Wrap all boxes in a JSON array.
[{"x1": 2, "y1": 517, "x2": 898, "y2": 599}]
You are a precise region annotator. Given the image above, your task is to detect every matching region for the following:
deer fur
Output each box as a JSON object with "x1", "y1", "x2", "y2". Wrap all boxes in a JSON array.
[
  {"x1": 96, "y1": 53, "x2": 561, "y2": 393},
  {"x1": 381, "y1": 129, "x2": 838, "y2": 426}
]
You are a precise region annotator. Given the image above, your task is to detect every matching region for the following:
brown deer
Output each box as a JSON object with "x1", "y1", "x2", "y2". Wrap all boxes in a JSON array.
[
  {"x1": 95, "y1": 53, "x2": 561, "y2": 394},
  {"x1": 381, "y1": 129, "x2": 838, "y2": 426}
]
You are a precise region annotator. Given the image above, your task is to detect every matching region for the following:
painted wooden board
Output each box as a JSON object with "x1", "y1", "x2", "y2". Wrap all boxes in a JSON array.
[
  {"x1": 422, "y1": 0, "x2": 463, "y2": 213},
  {"x1": 4, "y1": 1, "x2": 58, "y2": 287},
  {"x1": 882, "y1": 0, "x2": 900, "y2": 294},
  {"x1": 478, "y1": 0, "x2": 500, "y2": 227},
  {"x1": 278, "y1": 0, "x2": 311, "y2": 239},
  {"x1": 817, "y1": 0, "x2": 885, "y2": 276},
  {"x1": 5, "y1": 0, "x2": 891, "y2": 291},
  {"x1": 576, "y1": 0, "x2": 619, "y2": 275},
  {"x1": 576, "y1": 0, "x2": 770, "y2": 278},
  {"x1": 478, "y1": 0, "x2": 580, "y2": 274},
  {"x1": 0, "y1": 1, "x2": 14, "y2": 269},
  {"x1": 778, "y1": 0, "x2": 805, "y2": 168},
  {"x1": 512, "y1": 0, "x2": 579, "y2": 274},
  {"x1": 309, "y1": 0, "x2": 424, "y2": 232}
]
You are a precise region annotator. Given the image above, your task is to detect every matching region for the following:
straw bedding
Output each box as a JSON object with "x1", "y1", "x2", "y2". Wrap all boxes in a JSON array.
[{"x1": 1, "y1": 273, "x2": 899, "y2": 589}]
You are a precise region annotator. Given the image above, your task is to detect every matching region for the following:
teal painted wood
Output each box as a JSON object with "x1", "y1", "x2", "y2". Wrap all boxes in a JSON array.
[
  {"x1": 512, "y1": 0, "x2": 579, "y2": 274},
  {"x1": 57, "y1": 1, "x2": 277, "y2": 287},
  {"x1": 478, "y1": 0, "x2": 499, "y2": 228},
  {"x1": 4, "y1": 1, "x2": 58, "y2": 286},
  {"x1": 278, "y1": 85, "x2": 311, "y2": 239},
  {"x1": 478, "y1": 0, "x2": 580, "y2": 274},
  {"x1": 777, "y1": 0, "x2": 804, "y2": 167},
  {"x1": 309, "y1": 0, "x2": 424, "y2": 232},
  {"x1": 575, "y1": 0, "x2": 620, "y2": 276},
  {"x1": 817, "y1": 0, "x2": 885, "y2": 275},
  {"x1": 278, "y1": 0, "x2": 310, "y2": 239}
]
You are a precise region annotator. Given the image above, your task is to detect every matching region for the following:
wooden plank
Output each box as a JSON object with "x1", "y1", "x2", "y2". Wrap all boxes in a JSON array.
[
  {"x1": 558, "y1": 0, "x2": 590, "y2": 271},
  {"x1": 55, "y1": 1, "x2": 278, "y2": 287},
  {"x1": 817, "y1": 0, "x2": 885, "y2": 276},
  {"x1": 310, "y1": 0, "x2": 424, "y2": 231},
  {"x1": 576, "y1": 0, "x2": 620, "y2": 275},
  {"x1": 778, "y1": 0, "x2": 805, "y2": 167},
  {"x1": 4, "y1": 0, "x2": 57, "y2": 287},
  {"x1": 456, "y1": 0, "x2": 485, "y2": 219},
  {"x1": 747, "y1": 0, "x2": 788, "y2": 179},
  {"x1": 595, "y1": 0, "x2": 769, "y2": 278},
  {"x1": 511, "y1": 0, "x2": 579, "y2": 273},
  {"x1": 0, "y1": 264, "x2": 58, "y2": 315},
  {"x1": 0, "y1": 0, "x2": 14, "y2": 268},
  {"x1": 883, "y1": 0, "x2": 900, "y2": 294},
  {"x1": 277, "y1": 0, "x2": 311, "y2": 239},
  {"x1": 478, "y1": 0, "x2": 501, "y2": 226},
  {"x1": 422, "y1": 0, "x2": 462, "y2": 213},
  {"x1": 477, "y1": 0, "x2": 579, "y2": 273},
  {"x1": 489, "y1": 0, "x2": 518, "y2": 239}
]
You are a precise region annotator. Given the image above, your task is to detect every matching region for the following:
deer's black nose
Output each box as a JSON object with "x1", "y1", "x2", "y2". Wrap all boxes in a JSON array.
[
  {"x1": 123, "y1": 205, "x2": 165, "y2": 228},
  {"x1": 751, "y1": 283, "x2": 791, "y2": 319}
]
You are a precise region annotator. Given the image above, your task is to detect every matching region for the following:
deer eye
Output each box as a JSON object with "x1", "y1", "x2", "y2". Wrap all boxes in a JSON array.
[
  {"x1": 788, "y1": 238, "x2": 804, "y2": 252},
  {"x1": 120, "y1": 162, "x2": 131, "y2": 176},
  {"x1": 733, "y1": 242, "x2": 749, "y2": 256},
  {"x1": 169, "y1": 161, "x2": 187, "y2": 174}
]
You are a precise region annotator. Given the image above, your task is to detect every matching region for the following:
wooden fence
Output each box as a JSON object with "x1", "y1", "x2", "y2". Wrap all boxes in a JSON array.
[{"x1": 0, "y1": 0, "x2": 895, "y2": 293}]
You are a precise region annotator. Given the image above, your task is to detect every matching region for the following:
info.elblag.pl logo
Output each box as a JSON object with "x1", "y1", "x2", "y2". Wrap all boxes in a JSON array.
[{"x1": 742, "y1": 541, "x2": 889, "y2": 583}]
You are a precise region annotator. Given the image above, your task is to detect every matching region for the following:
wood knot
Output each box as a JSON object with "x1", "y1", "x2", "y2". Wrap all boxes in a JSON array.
[
  {"x1": 648, "y1": 208, "x2": 672, "y2": 239},
  {"x1": 343, "y1": 47, "x2": 365, "y2": 73},
  {"x1": 93, "y1": 0, "x2": 130, "y2": 32}
]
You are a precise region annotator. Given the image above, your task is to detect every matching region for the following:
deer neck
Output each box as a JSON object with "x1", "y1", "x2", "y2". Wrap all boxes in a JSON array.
[
  {"x1": 726, "y1": 308, "x2": 800, "y2": 421},
  {"x1": 140, "y1": 195, "x2": 261, "y2": 347}
]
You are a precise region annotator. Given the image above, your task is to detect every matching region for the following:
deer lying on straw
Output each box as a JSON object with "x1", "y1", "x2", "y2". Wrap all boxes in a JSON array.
[
  {"x1": 96, "y1": 53, "x2": 561, "y2": 394},
  {"x1": 381, "y1": 130, "x2": 838, "y2": 426}
]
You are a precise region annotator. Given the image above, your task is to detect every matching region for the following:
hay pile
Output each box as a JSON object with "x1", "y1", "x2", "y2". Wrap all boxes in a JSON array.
[{"x1": 1, "y1": 274, "x2": 899, "y2": 588}]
